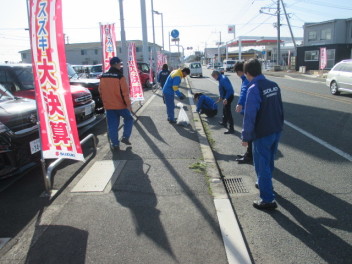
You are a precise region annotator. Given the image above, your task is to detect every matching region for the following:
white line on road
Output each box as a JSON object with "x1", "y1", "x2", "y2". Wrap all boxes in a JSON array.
[
  {"x1": 284, "y1": 121, "x2": 352, "y2": 162},
  {"x1": 204, "y1": 76, "x2": 351, "y2": 162}
]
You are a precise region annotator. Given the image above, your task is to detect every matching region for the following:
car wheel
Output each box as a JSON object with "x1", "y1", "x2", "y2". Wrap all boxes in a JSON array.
[
  {"x1": 330, "y1": 81, "x2": 340, "y2": 95},
  {"x1": 200, "y1": 74, "x2": 203, "y2": 78},
  {"x1": 144, "y1": 80, "x2": 152, "y2": 89}
]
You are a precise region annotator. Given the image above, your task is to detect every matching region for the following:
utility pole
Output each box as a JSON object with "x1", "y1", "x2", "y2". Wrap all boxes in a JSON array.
[
  {"x1": 118, "y1": 0, "x2": 128, "y2": 83},
  {"x1": 217, "y1": 31, "x2": 222, "y2": 64},
  {"x1": 140, "y1": 0, "x2": 149, "y2": 64},
  {"x1": 276, "y1": 0, "x2": 281, "y2": 66},
  {"x1": 151, "y1": 0, "x2": 157, "y2": 79},
  {"x1": 280, "y1": 0, "x2": 296, "y2": 49}
]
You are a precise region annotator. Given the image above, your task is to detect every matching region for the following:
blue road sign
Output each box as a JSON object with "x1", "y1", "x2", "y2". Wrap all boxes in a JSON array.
[
  {"x1": 262, "y1": 51, "x2": 266, "y2": 55},
  {"x1": 171, "y1": 29, "x2": 179, "y2": 39}
]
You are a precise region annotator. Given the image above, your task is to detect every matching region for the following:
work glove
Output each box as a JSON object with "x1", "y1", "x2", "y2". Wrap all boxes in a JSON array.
[{"x1": 176, "y1": 90, "x2": 185, "y2": 100}]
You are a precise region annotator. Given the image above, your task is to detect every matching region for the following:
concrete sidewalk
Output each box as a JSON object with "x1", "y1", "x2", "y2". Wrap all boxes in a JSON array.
[{"x1": 0, "y1": 85, "x2": 246, "y2": 264}]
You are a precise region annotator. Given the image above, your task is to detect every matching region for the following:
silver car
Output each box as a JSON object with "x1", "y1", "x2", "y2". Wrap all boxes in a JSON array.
[{"x1": 326, "y1": 59, "x2": 352, "y2": 95}]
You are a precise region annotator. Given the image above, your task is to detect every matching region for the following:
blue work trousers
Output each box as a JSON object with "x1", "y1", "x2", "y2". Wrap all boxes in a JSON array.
[
  {"x1": 253, "y1": 132, "x2": 281, "y2": 202},
  {"x1": 105, "y1": 109, "x2": 133, "y2": 146},
  {"x1": 164, "y1": 93, "x2": 175, "y2": 121}
]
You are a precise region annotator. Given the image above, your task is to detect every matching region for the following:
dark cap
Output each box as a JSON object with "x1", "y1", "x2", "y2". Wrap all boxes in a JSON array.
[{"x1": 110, "y1": 57, "x2": 121, "y2": 65}]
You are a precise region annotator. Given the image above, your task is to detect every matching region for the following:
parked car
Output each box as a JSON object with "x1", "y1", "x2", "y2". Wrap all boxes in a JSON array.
[
  {"x1": 88, "y1": 64, "x2": 103, "y2": 79},
  {"x1": 189, "y1": 62, "x2": 203, "y2": 78},
  {"x1": 326, "y1": 59, "x2": 352, "y2": 95},
  {"x1": 218, "y1": 67, "x2": 225, "y2": 75},
  {"x1": 0, "y1": 84, "x2": 40, "y2": 179},
  {"x1": 137, "y1": 62, "x2": 153, "y2": 88},
  {"x1": 67, "y1": 64, "x2": 103, "y2": 112},
  {"x1": 0, "y1": 64, "x2": 96, "y2": 128}
]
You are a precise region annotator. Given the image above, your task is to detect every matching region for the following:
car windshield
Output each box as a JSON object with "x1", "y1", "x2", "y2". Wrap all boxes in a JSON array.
[
  {"x1": 227, "y1": 61, "x2": 235, "y2": 65},
  {"x1": 91, "y1": 65, "x2": 102, "y2": 73},
  {"x1": 13, "y1": 67, "x2": 35, "y2": 90},
  {"x1": 191, "y1": 63, "x2": 201, "y2": 69},
  {"x1": 0, "y1": 84, "x2": 15, "y2": 101},
  {"x1": 67, "y1": 64, "x2": 79, "y2": 79}
]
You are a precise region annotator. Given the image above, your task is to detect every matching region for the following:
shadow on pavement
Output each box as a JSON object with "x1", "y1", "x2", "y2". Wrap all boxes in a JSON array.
[
  {"x1": 138, "y1": 116, "x2": 168, "y2": 145},
  {"x1": 272, "y1": 169, "x2": 352, "y2": 263},
  {"x1": 25, "y1": 224, "x2": 88, "y2": 264},
  {"x1": 112, "y1": 147, "x2": 178, "y2": 262}
]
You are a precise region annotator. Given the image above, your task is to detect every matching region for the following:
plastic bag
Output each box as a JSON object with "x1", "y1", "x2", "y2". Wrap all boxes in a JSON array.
[{"x1": 176, "y1": 103, "x2": 189, "y2": 126}]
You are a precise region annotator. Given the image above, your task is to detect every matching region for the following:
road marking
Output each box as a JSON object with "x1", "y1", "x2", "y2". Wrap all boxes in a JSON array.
[
  {"x1": 285, "y1": 120, "x2": 352, "y2": 162},
  {"x1": 198, "y1": 76, "x2": 351, "y2": 161},
  {"x1": 281, "y1": 86, "x2": 352, "y2": 105}
]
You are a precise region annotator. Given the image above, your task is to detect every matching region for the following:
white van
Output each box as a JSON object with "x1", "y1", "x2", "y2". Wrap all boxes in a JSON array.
[
  {"x1": 223, "y1": 59, "x2": 237, "y2": 72},
  {"x1": 189, "y1": 62, "x2": 203, "y2": 77}
]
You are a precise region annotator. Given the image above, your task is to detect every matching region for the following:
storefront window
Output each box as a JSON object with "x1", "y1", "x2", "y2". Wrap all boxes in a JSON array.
[{"x1": 304, "y1": 50, "x2": 319, "y2": 61}]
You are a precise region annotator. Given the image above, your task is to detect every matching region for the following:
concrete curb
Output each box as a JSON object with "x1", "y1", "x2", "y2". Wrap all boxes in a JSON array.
[{"x1": 185, "y1": 78, "x2": 252, "y2": 264}]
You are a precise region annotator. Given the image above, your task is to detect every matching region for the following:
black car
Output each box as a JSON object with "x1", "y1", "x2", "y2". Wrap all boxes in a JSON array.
[
  {"x1": 0, "y1": 84, "x2": 40, "y2": 179},
  {"x1": 67, "y1": 64, "x2": 103, "y2": 112}
]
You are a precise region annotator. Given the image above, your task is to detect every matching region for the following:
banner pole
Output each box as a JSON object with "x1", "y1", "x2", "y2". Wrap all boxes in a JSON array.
[{"x1": 27, "y1": 0, "x2": 51, "y2": 193}]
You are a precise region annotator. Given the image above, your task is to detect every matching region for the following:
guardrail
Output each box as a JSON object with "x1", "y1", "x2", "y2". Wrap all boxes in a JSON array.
[{"x1": 42, "y1": 133, "x2": 97, "y2": 194}]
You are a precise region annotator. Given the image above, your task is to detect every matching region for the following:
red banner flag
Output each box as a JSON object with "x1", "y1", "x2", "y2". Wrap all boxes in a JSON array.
[
  {"x1": 149, "y1": 49, "x2": 154, "y2": 85},
  {"x1": 128, "y1": 42, "x2": 144, "y2": 103},
  {"x1": 100, "y1": 23, "x2": 117, "y2": 73},
  {"x1": 320, "y1": 47, "x2": 327, "y2": 70},
  {"x1": 30, "y1": 0, "x2": 84, "y2": 161},
  {"x1": 157, "y1": 51, "x2": 163, "y2": 73}
]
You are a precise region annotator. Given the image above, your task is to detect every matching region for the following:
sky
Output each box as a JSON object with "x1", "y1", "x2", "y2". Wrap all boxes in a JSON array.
[{"x1": 0, "y1": 0, "x2": 351, "y2": 63}]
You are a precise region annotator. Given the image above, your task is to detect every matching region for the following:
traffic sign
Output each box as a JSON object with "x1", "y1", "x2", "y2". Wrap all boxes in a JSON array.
[{"x1": 171, "y1": 29, "x2": 179, "y2": 39}]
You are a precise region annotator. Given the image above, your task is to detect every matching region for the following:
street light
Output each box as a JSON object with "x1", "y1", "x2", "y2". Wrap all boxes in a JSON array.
[{"x1": 153, "y1": 10, "x2": 164, "y2": 51}]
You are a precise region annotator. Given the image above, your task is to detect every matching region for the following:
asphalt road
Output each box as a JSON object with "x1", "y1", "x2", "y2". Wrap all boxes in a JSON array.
[{"x1": 189, "y1": 67, "x2": 352, "y2": 264}]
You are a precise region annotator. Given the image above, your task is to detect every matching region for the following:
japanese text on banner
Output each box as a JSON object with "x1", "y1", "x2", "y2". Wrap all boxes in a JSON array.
[
  {"x1": 128, "y1": 42, "x2": 144, "y2": 103},
  {"x1": 30, "y1": 0, "x2": 84, "y2": 161}
]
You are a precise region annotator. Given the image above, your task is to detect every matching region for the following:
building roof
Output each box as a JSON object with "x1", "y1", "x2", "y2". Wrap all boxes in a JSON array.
[
  {"x1": 304, "y1": 17, "x2": 352, "y2": 27},
  {"x1": 19, "y1": 40, "x2": 161, "y2": 53}
]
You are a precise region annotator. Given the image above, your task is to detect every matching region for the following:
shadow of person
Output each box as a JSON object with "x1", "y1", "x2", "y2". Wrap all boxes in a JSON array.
[
  {"x1": 138, "y1": 116, "x2": 168, "y2": 145},
  {"x1": 113, "y1": 147, "x2": 178, "y2": 262},
  {"x1": 271, "y1": 169, "x2": 352, "y2": 263},
  {"x1": 25, "y1": 225, "x2": 88, "y2": 264}
]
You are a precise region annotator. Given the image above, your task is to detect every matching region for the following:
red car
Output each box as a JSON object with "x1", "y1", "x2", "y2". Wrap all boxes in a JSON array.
[{"x1": 0, "y1": 64, "x2": 96, "y2": 128}]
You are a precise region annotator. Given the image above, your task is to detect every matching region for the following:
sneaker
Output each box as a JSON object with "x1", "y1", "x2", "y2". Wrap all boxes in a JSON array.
[
  {"x1": 110, "y1": 145, "x2": 120, "y2": 151},
  {"x1": 121, "y1": 137, "x2": 131, "y2": 145},
  {"x1": 253, "y1": 200, "x2": 277, "y2": 210},
  {"x1": 218, "y1": 121, "x2": 227, "y2": 127},
  {"x1": 169, "y1": 119, "x2": 177, "y2": 124},
  {"x1": 224, "y1": 129, "x2": 235, "y2": 134}
]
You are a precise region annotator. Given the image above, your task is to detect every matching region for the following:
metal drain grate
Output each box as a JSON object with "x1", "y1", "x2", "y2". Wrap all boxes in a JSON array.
[{"x1": 223, "y1": 177, "x2": 249, "y2": 194}]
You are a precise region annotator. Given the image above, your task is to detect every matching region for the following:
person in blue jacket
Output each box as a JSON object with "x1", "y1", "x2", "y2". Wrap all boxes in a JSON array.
[
  {"x1": 211, "y1": 70, "x2": 235, "y2": 134},
  {"x1": 234, "y1": 61, "x2": 252, "y2": 164},
  {"x1": 157, "y1": 64, "x2": 171, "y2": 89},
  {"x1": 162, "y1": 67, "x2": 190, "y2": 123},
  {"x1": 242, "y1": 59, "x2": 284, "y2": 210},
  {"x1": 194, "y1": 93, "x2": 218, "y2": 117}
]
